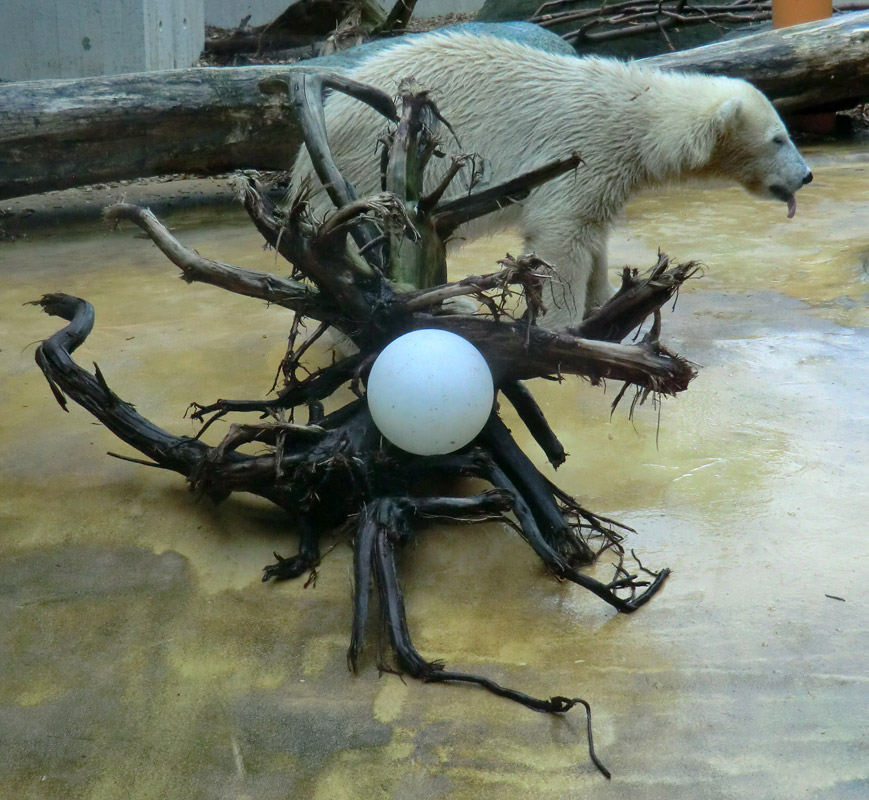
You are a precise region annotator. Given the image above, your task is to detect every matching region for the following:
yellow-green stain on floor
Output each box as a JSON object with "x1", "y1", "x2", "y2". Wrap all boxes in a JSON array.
[{"x1": 2, "y1": 145, "x2": 867, "y2": 799}]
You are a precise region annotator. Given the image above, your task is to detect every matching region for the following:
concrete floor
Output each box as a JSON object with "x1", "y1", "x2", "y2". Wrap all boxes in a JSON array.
[{"x1": 2, "y1": 144, "x2": 868, "y2": 799}]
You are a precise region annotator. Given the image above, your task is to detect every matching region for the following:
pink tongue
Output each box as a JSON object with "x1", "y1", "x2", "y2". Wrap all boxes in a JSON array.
[{"x1": 787, "y1": 195, "x2": 797, "y2": 219}]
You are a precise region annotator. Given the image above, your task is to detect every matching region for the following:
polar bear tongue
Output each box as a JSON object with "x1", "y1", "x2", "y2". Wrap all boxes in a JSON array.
[{"x1": 787, "y1": 195, "x2": 797, "y2": 219}]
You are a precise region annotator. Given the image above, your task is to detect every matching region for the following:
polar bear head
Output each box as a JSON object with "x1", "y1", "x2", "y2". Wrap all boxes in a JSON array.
[{"x1": 708, "y1": 83, "x2": 813, "y2": 218}]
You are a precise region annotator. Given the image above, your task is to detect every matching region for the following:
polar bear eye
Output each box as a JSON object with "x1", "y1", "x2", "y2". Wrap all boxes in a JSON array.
[{"x1": 772, "y1": 134, "x2": 787, "y2": 146}]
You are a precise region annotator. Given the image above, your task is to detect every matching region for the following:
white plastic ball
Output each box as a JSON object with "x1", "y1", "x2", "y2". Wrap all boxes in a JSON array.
[{"x1": 367, "y1": 329, "x2": 495, "y2": 455}]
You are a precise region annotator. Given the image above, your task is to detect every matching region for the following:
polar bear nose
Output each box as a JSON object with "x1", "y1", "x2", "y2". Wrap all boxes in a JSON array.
[{"x1": 802, "y1": 171, "x2": 813, "y2": 185}]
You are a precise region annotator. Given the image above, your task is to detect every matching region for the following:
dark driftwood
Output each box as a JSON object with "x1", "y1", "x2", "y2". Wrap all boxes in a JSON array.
[
  {"x1": 203, "y1": 0, "x2": 404, "y2": 58},
  {"x1": 204, "y1": 0, "x2": 351, "y2": 56},
  {"x1": 532, "y1": 1, "x2": 869, "y2": 55},
  {"x1": 532, "y1": 0, "x2": 773, "y2": 45},
  {"x1": 32, "y1": 76, "x2": 699, "y2": 778},
  {"x1": 1, "y1": 11, "x2": 868, "y2": 200}
]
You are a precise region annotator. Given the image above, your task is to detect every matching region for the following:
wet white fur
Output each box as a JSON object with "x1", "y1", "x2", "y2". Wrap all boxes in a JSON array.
[{"x1": 293, "y1": 30, "x2": 811, "y2": 327}]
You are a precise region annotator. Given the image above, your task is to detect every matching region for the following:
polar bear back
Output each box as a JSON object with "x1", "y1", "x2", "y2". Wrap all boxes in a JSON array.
[
  {"x1": 292, "y1": 27, "x2": 810, "y2": 326},
  {"x1": 299, "y1": 32, "x2": 759, "y2": 213}
]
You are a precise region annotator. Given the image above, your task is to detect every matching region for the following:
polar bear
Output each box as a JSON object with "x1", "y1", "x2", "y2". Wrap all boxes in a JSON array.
[{"x1": 292, "y1": 24, "x2": 813, "y2": 328}]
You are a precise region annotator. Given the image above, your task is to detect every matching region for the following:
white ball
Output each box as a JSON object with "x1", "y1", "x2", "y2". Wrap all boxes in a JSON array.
[{"x1": 367, "y1": 329, "x2": 495, "y2": 455}]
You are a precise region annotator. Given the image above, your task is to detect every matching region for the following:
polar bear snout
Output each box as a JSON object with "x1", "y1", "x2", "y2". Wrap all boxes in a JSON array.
[
  {"x1": 758, "y1": 141, "x2": 813, "y2": 218},
  {"x1": 768, "y1": 164, "x2": 812, "y2": 198},
  {"x1": 775, "y1": 148, "x2": 813, "y2": 194},
  {"x1": 769, "y1": 166, "x2": 811, "y2": 219}
]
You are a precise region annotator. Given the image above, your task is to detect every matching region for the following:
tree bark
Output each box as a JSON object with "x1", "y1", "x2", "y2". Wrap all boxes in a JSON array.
[{"x1": 1, "y1": 12, "x2": 867, "y2": 200}]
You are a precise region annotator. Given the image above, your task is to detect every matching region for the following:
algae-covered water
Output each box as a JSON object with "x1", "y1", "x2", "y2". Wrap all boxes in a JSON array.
[{"x1": 1, "y1": 143, "x2": 867, "y2": 799}]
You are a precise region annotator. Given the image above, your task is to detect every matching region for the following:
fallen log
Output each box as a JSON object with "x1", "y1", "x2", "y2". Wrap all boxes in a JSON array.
[
  {"x1": 0, "y1": 65, "x2": 307, "y2": 201},
  {"x1": 642, "y1": 11, "x2": 869, "y2": 113},
  {"x1": 1, "y1": 12, "x2": 867, "y2": 200}
]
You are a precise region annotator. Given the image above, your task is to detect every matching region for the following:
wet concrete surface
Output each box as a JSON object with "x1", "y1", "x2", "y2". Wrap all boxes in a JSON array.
[{"x1": 2, "y1": 144, "x2": 867, "y2": 798}]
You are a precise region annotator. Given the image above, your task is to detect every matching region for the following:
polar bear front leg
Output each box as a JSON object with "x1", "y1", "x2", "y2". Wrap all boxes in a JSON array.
[
  {"x1": 523, "y1": 226, "x2": 605, "y2": 329},
  {"x1": 586, "y1": 240, "x2": 615, "y2": 314},
  {"x1": 524, "y1": 241, "x2": 588, "y2": 329}
]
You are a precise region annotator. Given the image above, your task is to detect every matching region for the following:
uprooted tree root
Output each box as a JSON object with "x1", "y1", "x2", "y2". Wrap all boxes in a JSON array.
[{"x1": 31, "y1": 72, "x2": 700, "y2": 778}]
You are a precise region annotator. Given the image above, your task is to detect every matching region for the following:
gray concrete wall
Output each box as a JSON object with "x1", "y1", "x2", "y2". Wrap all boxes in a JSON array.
[
  {"x1": 0, "y1": 0, "x2": 204, "y2": 81},
  {"x1": 147, "y1": 0, "x2": 205, "y2": 71},
  {"x1": 204, "y1": 0, "x2": 485, "y2": 28}
]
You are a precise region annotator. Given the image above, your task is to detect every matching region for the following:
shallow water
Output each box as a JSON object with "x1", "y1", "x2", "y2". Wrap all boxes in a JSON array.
[{"x1": 2, "y1": 144, "x2": 867, "y2": 799}]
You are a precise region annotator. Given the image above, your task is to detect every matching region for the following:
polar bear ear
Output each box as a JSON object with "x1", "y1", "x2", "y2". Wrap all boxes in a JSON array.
[{"x1": 715, "y1": 96, "x2": 744, "y2": 131}]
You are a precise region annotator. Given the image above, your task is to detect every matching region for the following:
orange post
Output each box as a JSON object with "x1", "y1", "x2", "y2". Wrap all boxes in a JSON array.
[
  {"x1": 772, "y1": 0, "x2": 833, "y2": 29},
  {"x1": 772, "y1": 0, "x2": 835, "y2": 133}
]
